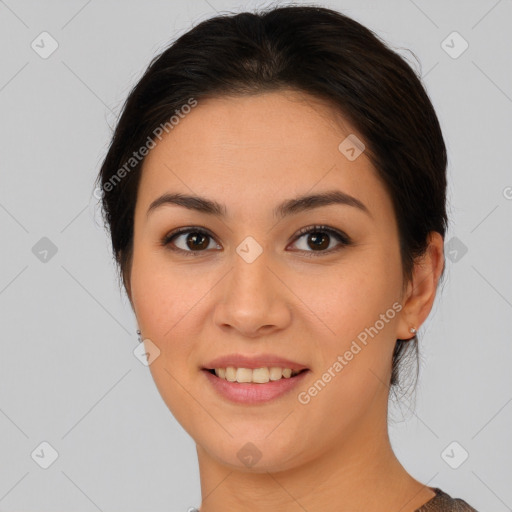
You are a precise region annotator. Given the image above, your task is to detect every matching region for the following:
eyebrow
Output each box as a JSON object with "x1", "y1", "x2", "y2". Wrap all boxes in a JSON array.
[{"x1": 146, "y1": 190, "x2": 371, "y2": 220}]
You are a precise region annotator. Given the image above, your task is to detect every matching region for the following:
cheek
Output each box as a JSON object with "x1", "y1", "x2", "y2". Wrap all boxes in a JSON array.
[
  {"x1": 130, "y1": 246, "x2": 204, "y2": 423},
  {"x1": 292, "y1": 268, "x2": 401, "y2": 436},
  {"x1": 130, "y1": 242, "x2": 203, "y2": 341},
  {"x1": 293, "y1": 245, "x2": 403, "y2": 399},
  {"x1": 294, "y1": 247, "x2": 402, "y2": 341}
]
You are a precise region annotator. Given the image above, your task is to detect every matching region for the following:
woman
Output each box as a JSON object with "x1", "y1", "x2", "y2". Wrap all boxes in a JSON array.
[{"x1": 96, "y1": 5, "x2": 478, "y2": 511}]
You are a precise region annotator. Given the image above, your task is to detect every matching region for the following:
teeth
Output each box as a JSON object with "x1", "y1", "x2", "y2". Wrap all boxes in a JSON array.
[
  {"x1": 251, "y1": 367, "x2": 269, "y2": 383},
  {"x1": 213, "y1": 366, "x2": 302, "y2": 383},
  {"x1": 269, "y1": 367, "x2": 283, "y2": 381},
  {"x1": 225, "y1": 367, "x2": 237, "y2": 382},
  {"x1": 282, "y1": 368, "x2": 292, "y2": 379},
  {"x1": 236, "y1": 368, "x2": 253, "y2": 383}
]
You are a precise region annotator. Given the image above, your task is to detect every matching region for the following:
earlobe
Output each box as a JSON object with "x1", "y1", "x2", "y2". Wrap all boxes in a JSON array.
[{"x1": 396, "y1": 232, "x2": 445, "y2": 340}]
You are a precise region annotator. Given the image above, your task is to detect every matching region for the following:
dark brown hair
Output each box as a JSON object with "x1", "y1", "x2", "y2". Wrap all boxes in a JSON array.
[{"x1": 95, "y1": 4, "x2": 448, "y2": 388}]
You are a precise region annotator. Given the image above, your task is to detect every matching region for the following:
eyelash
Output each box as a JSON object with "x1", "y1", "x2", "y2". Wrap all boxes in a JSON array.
[{"x1": 161, "y1": 225, "x2": 352, "y2": 258}]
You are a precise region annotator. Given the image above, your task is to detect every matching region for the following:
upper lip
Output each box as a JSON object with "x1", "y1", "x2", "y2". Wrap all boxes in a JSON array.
[{"x1": 203, "y1": 354, "x2": 309, "y2": 371}]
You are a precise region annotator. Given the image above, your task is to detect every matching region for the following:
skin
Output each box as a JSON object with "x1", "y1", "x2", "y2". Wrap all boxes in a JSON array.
[{"x1": 125, "y1": 89, "x2": 444, "y2": 512}]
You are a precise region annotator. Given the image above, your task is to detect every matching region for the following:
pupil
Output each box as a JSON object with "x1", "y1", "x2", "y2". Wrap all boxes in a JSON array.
[
  {"x1": 309, "y1": 232, "x2": 329, "y2": 250},
  {"x1": 187, "y1": 232, "x2": 208, "y2": 250}
]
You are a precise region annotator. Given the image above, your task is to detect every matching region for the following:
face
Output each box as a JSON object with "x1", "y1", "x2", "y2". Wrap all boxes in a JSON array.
[{"x1": 129, "y1": 90, "x2": 410, "y2": 472}]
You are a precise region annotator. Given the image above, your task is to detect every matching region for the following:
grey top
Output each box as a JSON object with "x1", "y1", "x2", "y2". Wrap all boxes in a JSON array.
[{"x1": 415, "y1": 488, "x2": 478, "y2": 511}]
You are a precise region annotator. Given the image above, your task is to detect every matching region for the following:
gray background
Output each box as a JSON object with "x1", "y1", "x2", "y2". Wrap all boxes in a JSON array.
[{"x1": 1, "y1": 0, "x2": 511, "y2": 510}]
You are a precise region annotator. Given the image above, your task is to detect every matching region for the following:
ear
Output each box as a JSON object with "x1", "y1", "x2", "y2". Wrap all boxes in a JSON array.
[{"x1": 396, "y1": 231, "x2": 445, "y2": 340}]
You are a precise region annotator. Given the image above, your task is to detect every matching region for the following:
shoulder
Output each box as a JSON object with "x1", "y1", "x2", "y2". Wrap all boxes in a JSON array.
[{"x1": 415, "y1": 488, "x2": 479, "y2": 511}]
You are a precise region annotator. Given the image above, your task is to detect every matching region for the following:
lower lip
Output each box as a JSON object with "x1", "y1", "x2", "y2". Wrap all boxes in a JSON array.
[{"x1": 202, "y1": 369, "x2": 310, "y2": 404}]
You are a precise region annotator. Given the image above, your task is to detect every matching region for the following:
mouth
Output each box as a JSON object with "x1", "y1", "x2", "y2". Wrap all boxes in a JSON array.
[
  {"x1": 202, "y1": 366, "x2": 311, "y2": 404},
  {"x1": 200, "y1": 354, "x2": 311, "y2": 403}
]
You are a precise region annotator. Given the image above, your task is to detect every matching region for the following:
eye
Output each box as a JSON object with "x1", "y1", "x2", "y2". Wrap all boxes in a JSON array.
[
  {"x1": 289, "y1": 225, "x2": 352, "y2": 257},
  {"x1": 161, "y1": 224, "x2": 351, "y2": 257},
  {"x1": 161, "y1": 227, "x2": 221, "y2": 256}
]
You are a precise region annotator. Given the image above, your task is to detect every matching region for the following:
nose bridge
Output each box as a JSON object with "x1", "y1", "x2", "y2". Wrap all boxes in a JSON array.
[
  {"x1": 213, "y1": 235, "x2": 291, "y2": 334},
  {"x1": 229, "y1": 235, "x2": 273, "y2": 301}
]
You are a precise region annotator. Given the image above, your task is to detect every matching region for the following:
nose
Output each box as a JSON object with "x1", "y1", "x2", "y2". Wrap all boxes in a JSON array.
[{"x1": 213, "y1": 245, "x2": 292, "y2": 338}]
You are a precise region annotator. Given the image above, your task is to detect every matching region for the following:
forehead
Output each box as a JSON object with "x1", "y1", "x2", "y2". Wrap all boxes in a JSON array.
[
  {"x1": 136, "y1": 90, "x2": 392, "y2": 224},
  {"x1": 145, "y1": 89, "x2": 357, "y2": 163}
]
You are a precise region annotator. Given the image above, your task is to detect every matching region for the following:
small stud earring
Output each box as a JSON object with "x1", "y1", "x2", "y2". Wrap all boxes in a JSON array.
[{"x1": 409, "y1": 327, "x2": 417, "y2": 335}]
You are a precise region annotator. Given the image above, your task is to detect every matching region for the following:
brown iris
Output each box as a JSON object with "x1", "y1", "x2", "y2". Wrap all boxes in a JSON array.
[
  {"x1": 307, "y1": 232, "x2": 330, "y2": 251},
  {"x1": 186, "y1": 232, "x2": 209, "y2": 250}
]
